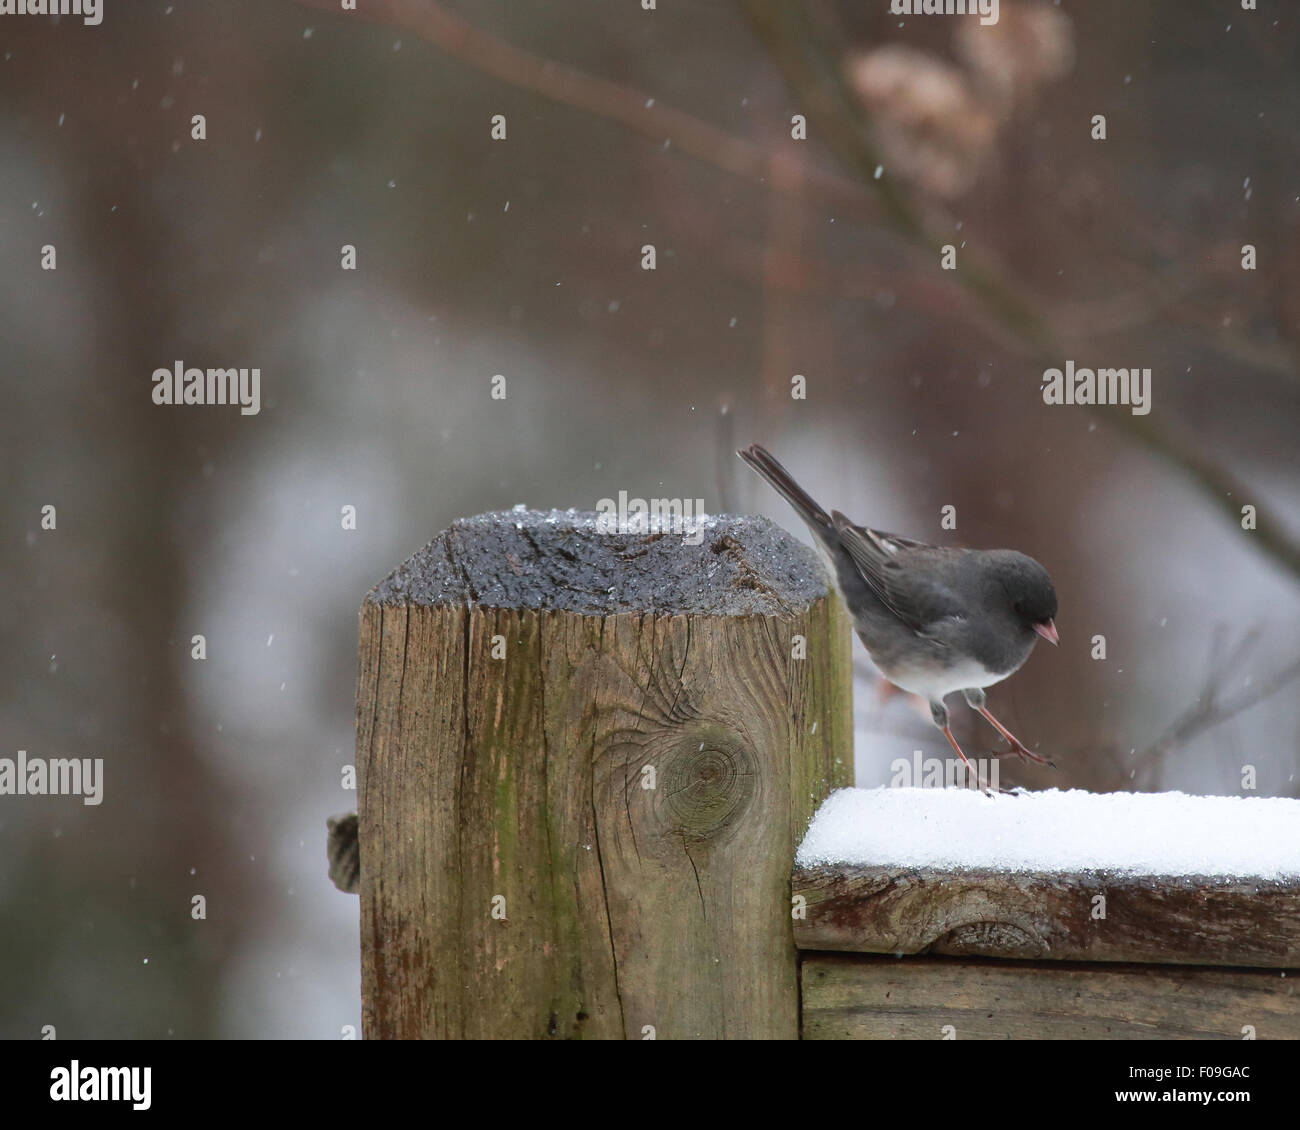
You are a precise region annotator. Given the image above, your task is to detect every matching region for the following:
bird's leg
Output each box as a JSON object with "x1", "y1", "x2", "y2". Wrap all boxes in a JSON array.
[
  {"x1": 930, "y1": 700, "x2": 1005, "y2": 794},
  {"x1": 961, "y1": 688, "x2": 1057, "y2": 769}
]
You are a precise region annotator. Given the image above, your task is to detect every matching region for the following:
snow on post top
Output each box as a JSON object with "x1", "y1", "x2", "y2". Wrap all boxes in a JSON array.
[
  {"x1": 367, "y1": 508, "x2": 830, "y2": 615},
  {"x1": 796, "y1": 787, "x2": 1300, "y2": 880}
]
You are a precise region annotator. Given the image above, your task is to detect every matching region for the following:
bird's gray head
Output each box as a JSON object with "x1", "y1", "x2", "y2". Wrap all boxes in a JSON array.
[{"x1": 985, "y1": 551, "x2": 1058, "y2": 645}]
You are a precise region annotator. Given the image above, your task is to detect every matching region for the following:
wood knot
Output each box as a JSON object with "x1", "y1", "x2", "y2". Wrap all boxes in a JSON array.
[
  {"x1": 658, "y1": 735, "x2": 756, "y2": 843},
  {"x1": 931, "y1": 920, "x2": 1046, "y2": 959}
]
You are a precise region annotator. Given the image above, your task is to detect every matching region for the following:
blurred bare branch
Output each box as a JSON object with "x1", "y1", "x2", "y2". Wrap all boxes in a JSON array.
[
  {"x1": 1068, "y1": 628, "x2": 1299, "y2": 794},
  {"x1": 288, "y1": 0, "x2": 873, "y2": 219},
  {"x1": 1135, "y1": 630, "x2": 1300, "y2": 786},
  {"x1": 736, "y1": 0, "x2": 1300, "y2": 582}
]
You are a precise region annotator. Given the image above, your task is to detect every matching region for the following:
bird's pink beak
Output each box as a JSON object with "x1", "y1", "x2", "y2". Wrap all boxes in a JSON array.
[{"x1": 1034, "y1": 619, "x2": 1059, "y2": 646}]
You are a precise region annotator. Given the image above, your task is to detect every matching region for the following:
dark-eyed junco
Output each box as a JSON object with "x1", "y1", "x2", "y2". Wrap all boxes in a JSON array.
[{"x1": 738, "y1": 444, "x2": 1058, "y2": 780}]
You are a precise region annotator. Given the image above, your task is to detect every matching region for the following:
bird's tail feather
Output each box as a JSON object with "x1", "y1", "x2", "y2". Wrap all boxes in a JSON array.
[{"x1": 736, "y1": 444, "x2": 832, "y2": 531}]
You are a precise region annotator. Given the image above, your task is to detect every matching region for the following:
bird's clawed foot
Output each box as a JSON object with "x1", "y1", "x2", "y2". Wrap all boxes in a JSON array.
[
  {"x1": 987, "y1": 738, "x2": 1058, "y2": 771},
  {"x1": 963, "y1": 693, "x2": 1059, "y2": 770},
  {"x1": 933, "y1": 698, "x2": 1042, "y2": 792}
]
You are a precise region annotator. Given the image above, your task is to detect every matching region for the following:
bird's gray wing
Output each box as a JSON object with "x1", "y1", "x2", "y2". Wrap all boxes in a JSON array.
[
  {"x1": 831, "y1": 512, "x2": 964, "y2": 636},
  {"x1": 863, "y1": 529, "x2": 931, "y2": 554}
]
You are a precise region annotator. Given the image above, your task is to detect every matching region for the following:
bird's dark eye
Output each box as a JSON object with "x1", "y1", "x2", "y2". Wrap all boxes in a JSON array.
[{"x1": 1013, "y1": 601, "x2": 1023, "y2": 615}]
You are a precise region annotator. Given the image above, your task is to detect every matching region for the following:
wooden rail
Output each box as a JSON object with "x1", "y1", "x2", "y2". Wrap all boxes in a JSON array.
[
  {"x1": 800, "y1": 954, "x2": 1298, "y2": 1040},
  {"x1": 794, "y1": 866, "x2": 1300, "y2": 1039},
  {"x1": 793, "y1": 865, "x2": 1300, "y2": 967}
]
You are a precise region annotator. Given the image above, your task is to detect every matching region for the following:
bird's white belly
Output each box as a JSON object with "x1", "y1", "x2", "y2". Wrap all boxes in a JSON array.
[{"x1": 883, "y1": 655, "x2": 1009, "y2": 702}]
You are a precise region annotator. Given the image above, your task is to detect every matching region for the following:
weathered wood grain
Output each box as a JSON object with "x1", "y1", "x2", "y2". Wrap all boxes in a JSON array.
[
  {"x1": 801, "y1": 953, "x2": 1300, "y2": 1039},
  {"x1": 793, "y1": 865, "x2": 1300, "y2": 969},
  {"x1": 356, "y1": 510, "x2": 853, "y2": 1039}
]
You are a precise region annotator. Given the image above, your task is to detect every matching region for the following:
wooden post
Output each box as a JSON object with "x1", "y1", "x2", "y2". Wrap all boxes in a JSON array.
[{"x1": 354, "y1": 509, "x2": 852, "y2": 1039}]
